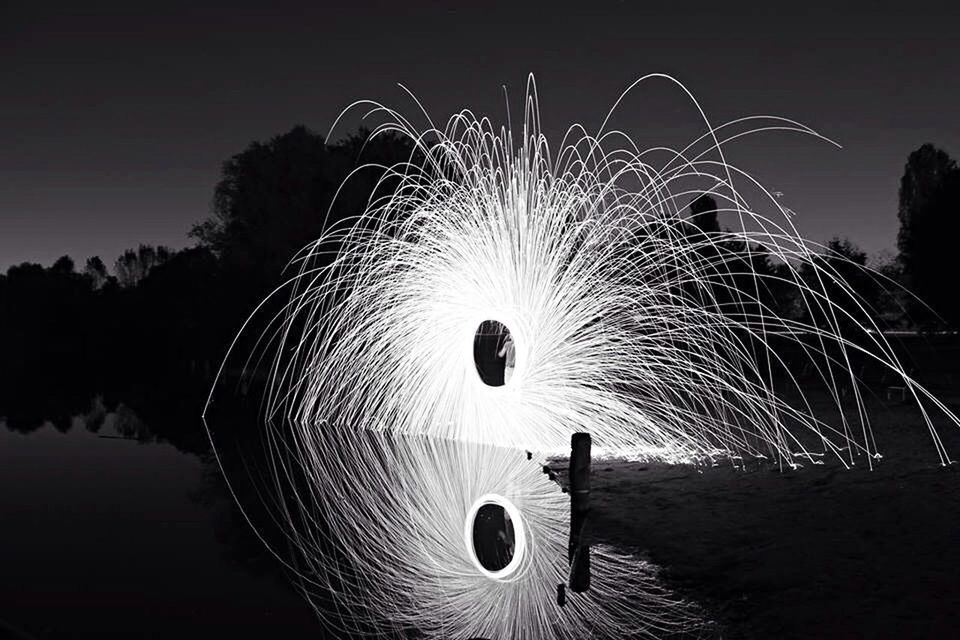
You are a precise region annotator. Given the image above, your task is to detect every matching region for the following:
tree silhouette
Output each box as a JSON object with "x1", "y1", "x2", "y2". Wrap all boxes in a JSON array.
[
  {"x1": 114, "y1": 244, "x2": 172, "y2": 288},
  {"x1": 84, "y1": 256, "x2": 110, "y2": 289},
  {"x1": 681, "y1": 193, "x2": 792, "y2": 321},
  {"x1": 191, "y1": 125, "x2": 332, "y2": 272},
  {"x1": 822, "y1": 237, "x2": 877, "y2": 321},
  {"x1": 52, "y1": 255, "x2": 75, "y2": 274},
  {"x1": 688, "y1": 193, "x2": 721, "y2": 235},
  {"x1": 823, "y1": 236, "x2": 867, "y2": 279},
  {"x1": 897, "y1": 144, "x2": 960, "y2": 328},
  {"x1": 190, "y1": 126, "x2": 416, "y2": 287}
]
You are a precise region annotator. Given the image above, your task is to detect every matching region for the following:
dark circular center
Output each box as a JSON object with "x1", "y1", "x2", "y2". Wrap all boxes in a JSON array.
[
  {"x1": 471, "y1": 503, "x2": 516, "y2": 572},
  {"x1": 473, "y1": 320, "x2": 515, "y2": 386}
]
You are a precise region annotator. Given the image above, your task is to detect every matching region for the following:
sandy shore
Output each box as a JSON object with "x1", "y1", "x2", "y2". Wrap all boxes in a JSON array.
[{"x1": 563, "y1": 394, "x2": 960, "y2": 639}]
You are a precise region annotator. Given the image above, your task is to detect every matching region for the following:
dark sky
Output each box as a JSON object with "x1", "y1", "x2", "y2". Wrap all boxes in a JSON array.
[{"x1": 3, "y1": 0, "x2": 959, "y2": 270}]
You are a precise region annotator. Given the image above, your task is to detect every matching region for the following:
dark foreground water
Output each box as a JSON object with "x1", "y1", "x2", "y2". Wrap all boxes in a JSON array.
[
  {"x1": 0, "y1": 404, "x2": 320, "y2": 639},
  {"x1": 6, "y1": 384, "x2": 960, "y2": 639}
]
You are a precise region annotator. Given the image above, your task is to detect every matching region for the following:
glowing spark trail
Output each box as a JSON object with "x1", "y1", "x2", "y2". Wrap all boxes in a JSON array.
[
  {"x1": 205, "y1": 75, "x2": 960, "y2": 639},
  {"x1": 260, "y1": 75, "x2": 959, "y2": 465}
]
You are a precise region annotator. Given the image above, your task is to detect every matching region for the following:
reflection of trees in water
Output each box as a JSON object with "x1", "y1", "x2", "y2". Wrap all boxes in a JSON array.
[
  {"x1": 0, "y1": 391, "x2": 158, "y2": 442},
  {"x1": 2, "y1": 377, "x2": 98, "y2": 435},
  {"x1": 0, "y1": 387, "x2": 300, "y2": 604},
  {"x1": 1, "y1": 376, "x2": 214, "y2": 457},
  {"x1": 191, "y1": 452, "x2": 294, "y2": 585},
  {"x1": 82, "y1": 394, "x2": 108, "y2": 433},
  {"x1": 101, "y1": 403, "x2": 154, "y2": 442},
  {"x1": 200, "y1": 408, "x2": 396, "y2": 637}
]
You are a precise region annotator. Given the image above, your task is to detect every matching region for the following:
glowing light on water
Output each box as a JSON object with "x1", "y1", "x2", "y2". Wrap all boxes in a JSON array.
[
  {"x1": 207, "y1": 424, "x2": 702, "y2": 639},
  {"x1": 464, "y1": 492, "x2": 526, "y2": 579}
]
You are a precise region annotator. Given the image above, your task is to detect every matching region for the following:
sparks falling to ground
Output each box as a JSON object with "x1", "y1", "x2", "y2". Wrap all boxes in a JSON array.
[{"x1": 204, "y1": 75, "x2": 960, "y2": 639}]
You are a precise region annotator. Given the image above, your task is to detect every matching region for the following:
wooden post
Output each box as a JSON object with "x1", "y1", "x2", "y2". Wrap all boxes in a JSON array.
[{"x1": 568, "y1": 432, "x2": 591, "y2": 593}]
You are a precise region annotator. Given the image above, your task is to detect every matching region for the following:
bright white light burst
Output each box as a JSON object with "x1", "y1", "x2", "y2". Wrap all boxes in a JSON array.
[{"x1": 261, "y1": 74, "x2": 959, "y2": 467}]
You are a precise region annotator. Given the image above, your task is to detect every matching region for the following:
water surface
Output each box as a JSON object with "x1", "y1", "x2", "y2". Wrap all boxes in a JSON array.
[{"x1": 0, "y1": 402, "x2": 320, "y2": 639}]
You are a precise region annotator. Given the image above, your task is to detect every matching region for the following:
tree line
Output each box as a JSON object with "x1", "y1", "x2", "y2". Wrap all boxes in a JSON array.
[
  {"x1": 1, "y1": 127, "x2": 957, "y2": 432},
  {"x1": 0, "y1": 126, "x2": 414, "y2": 432}
]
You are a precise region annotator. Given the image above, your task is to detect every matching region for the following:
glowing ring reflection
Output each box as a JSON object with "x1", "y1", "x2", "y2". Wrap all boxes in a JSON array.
[{"x1": 463, "y1": 493, "x2": 526, "y2": 580}]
